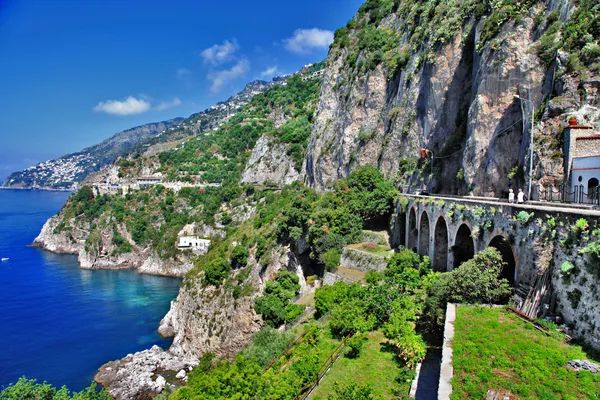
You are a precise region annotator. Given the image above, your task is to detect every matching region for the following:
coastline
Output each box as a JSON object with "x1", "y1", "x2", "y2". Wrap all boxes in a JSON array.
[{"x1": 0, "y1": 186, "x2": 74, "y2": 192}]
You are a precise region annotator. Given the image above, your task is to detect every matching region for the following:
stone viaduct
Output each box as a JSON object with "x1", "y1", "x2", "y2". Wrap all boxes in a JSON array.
[{"x1": 389, "y1": 194, "x2": 600, "y2": 315}]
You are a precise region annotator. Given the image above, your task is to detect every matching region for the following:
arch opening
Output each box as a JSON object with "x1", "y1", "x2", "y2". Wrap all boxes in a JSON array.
[
  {"x1": 433, "y1": 217, "x2": 448, "y2": 272},
  {"x1": 488, "y1": 235, "x2": 516, "y2": 285},
  {"x1": 408, "y1": 207, "x2": 417, "y2": 252},
  {"x1": 395, "y1": 212, "x2": 406, "y2": 248},
  {"x1": 418, "y1": 211, "x2": 430, "y2": 257},
  {"x1": 453, "y1": 224, "x2": 474, "y2": 268},
  {"x1": 588, "y1": 178, "x2": 599, "y2": 200}
]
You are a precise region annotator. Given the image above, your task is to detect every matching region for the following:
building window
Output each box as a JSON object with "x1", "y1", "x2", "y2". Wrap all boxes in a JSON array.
[{"x1": 578, "y1": 176, "x2": 583, "y2": 182}]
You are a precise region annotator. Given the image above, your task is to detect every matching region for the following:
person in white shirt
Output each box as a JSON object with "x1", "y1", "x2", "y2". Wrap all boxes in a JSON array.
[
  {"x1": 517, "y1": 188, "x2": 525, "y2": 203},
  {"x1": 508, "y1": 188, "x2": 515, "y2": 203}
]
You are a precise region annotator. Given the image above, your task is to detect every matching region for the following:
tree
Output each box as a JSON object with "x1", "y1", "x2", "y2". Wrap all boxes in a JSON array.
[
  {"x1": 203, "y1": 258, "x2": 231, "y2": 287},
  {"x1": 231, "y1": 245, "x2": 249, "y2": 268},
  {"x1": 0, "y1": 378, "x2": 110, "y2": 400},
  {"x1": 424, "y1": 247, "x2": 511, "y2": 330}
]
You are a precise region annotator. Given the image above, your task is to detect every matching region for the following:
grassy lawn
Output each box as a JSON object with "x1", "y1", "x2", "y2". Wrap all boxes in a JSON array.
[
  {"x1": 348, "y1": 242, "x2": 394, "y2": 258},
  {"x1": 452, "y1": 306, "x2": 600, "y2": 399},
  {"x1": 309, "y1": 331, "x2": 409, "y2": 399}
]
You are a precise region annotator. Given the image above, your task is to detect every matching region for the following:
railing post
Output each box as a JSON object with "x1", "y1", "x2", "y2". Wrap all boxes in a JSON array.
[{"x1": 561, "y1": 184, "x2": 566, "y2": 203}]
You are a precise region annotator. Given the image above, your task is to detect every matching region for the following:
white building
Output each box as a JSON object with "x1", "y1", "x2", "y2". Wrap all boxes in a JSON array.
[
  {"x1": 564, "y1": 123, "x2": 600, "y2": 203},
  {"x1": 177, "y1": 236, "x2": 211, "y2": 255}
]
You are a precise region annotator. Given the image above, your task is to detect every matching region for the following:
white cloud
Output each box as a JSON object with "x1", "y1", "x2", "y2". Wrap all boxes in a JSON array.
[
  {"x1": 284, "y1": 28, "x2": 334, "y2": 54},
  {"x1": 176, "y1": 68, "x2": 192, "y2": 80},
  {"x1": 154, "y1": 97, "x2": 182, "y2": 111},
  {"x1": 260, "y1": 66, "x2": 280, "y2": 78},
  {"x1": 201, "y1": 39, "x2": 239, "y2": 66},
  {"x1": 93, "y1": 96, "x2": 151, "y2": 116},
  {"x1": 208, "y1": 58, "x2": 250, "y2": 93}
]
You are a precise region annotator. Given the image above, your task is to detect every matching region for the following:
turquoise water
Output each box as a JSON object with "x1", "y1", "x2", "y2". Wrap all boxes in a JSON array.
[{"x1": 0, "y1": 189, "x2": 181, "y2": 391}]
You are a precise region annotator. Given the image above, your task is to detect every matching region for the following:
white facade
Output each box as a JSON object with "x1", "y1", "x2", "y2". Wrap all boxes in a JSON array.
[
  {"x1": 571, "y1": 155, "x2": 600, "y2": 197},
  {"x1": 177, "y1": 236, "x2": 211, "y2": 255}
]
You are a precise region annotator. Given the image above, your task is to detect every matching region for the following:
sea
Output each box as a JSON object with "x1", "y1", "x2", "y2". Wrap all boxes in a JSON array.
[{"x1": 0, "y1": 189, "x2": 181, "y2": 391}]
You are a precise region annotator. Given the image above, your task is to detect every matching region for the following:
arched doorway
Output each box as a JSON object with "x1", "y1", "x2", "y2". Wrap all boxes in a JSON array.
[
  {"x1": 453, "y1": 224, "x2": 474, "y2": 268},
  {"x1": 433, "y1": 217, "x2": 448, "y2": 272},
  {"x1": 408, "y1": 207, "x2": 417, "y2": 252},
  {"x1": 419, "y1": 211, "x2": 430, "y2": 257},
  {"x1": 588, "y1": 178, "x2": 599, "y2": 201},
  {"x1": 488, "y1": 235, "x2": 516, "y2": 285}
]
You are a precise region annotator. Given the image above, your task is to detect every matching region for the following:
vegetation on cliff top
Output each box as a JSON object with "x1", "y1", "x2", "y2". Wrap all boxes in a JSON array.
[
  {"x1": 0, "y1": 378, "x2": 109, "y2": 400},
  {"x1": 330, "y1": 0, "x2": 599, "y2": 80}
]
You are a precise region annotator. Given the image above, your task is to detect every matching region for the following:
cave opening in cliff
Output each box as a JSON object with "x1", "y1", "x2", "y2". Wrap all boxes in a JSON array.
[
  {"x1": 418, "y1": 211, "x2": 430, "y2": 257},
  {"x1": 489, "y1": 235, "x2": 516, "y2": 285},
  {"x1": 453, "y1": 224, "x2": 474, "y2": 268},
  {"x1": 364, "y1": 213, "x2": 391, "y2": 232},
  {"x1": 408, "y1": 207, "x2": 417, "y2": 252},
  {"x1": 433, "y1": 217, "x2": 448, "y2": 272}
]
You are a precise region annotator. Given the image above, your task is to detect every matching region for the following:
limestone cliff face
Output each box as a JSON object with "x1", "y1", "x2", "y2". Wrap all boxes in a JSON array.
[
  {"x1": 161, "y1": 245, "x2": 296, "y2": 358},
  {"x1": 33, "y1": 214, "x2": 196, "y2": 278},
  {"x1": 241, "y1": 135, "x2": 300, "y2": 186},
  {"x1": 97, "y1": 244, "x2": 305, "y2": 399},
  {"x1": 302, "y1": 1, "x2": 597, "y2": 197},
  {"x1": 33, "y1": 216, "x2": 84, "y2": 254}
]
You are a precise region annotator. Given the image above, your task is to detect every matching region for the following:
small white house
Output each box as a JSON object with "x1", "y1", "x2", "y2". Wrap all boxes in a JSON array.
[{"x1": 178, "y1": 236, "x2": 211, "y2": 255}]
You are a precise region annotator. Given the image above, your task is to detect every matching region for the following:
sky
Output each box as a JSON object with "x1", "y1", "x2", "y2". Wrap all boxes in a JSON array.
[{"x1": 0, "y1": 0, "x2": 363, "y2": 180}]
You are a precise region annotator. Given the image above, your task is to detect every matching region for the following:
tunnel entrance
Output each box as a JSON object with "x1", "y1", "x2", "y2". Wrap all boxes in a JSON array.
[
  {"x1": 408, "y1": 207, "x2": 417, "y2": 252},
  {"x1": 453, "y1": 224, "x2": 474, "y2": 268},
  {"x1": 488, "y1": 235, "x2": 516, "y2": 285},
  {"x1": 433, "y1": 217, "x2": 448, "y2": 272},
  {"x1": 419, "y1": 211, "x2": 430, "y2": 257}
]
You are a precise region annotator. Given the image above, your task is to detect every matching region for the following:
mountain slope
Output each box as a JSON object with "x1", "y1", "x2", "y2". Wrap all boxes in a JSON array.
[
  {"x1": 1, "y1": 78, "x2": 284, "y2": 190},
  {"x1": 2, "y1": 119, "x2": 184, "y2": 190}
]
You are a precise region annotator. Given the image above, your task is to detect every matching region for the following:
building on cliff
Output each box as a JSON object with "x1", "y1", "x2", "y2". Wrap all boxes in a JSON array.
[
  {"x1": 177, "y1": 236, "x2": 210, "y2": 255},
  {"x1": 564, "y1": 121, "x2": 600, "y2": 203}
]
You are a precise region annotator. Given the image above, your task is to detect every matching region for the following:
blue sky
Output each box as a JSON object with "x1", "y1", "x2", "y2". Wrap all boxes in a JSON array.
[{"x1": 0, "y1": 0, "x2": 363, "y2": 180}]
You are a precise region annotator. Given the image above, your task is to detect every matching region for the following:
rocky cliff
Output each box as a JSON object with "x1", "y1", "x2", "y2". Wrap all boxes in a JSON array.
[
  {"x1": 302, "y1": 0, "x2": 600, "y2": 197},
  {"x1": 95, "y1": 243, "x2": 305, "y2": 399},
  {"x1": 32, "y1": 214, "x2": 196, "y2": 278}
]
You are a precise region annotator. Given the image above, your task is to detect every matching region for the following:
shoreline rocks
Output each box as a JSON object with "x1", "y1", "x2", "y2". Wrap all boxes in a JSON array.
[{"x1": 94, "y1": 345, "x2": 197, "y2": 400}]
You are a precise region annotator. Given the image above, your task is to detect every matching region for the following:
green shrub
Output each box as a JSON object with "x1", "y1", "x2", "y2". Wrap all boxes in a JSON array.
[
  {"x1": 254, "y1": 269, "x2": 301, "y2": 327},
  {"x1": 424, "y1": 248, "x2": 511, "y2": 330},
  {"x1": 203, "y1": 258, "x2": 231, "y2": 287},
  {"x1": 327, "y1": 381, "x2": 374, "y2": 400},
  {"x1": 0, "y1": 377, "x2": 110, "y2": 400},
  {"x1": 322, "y1": 248, "x2": 341, "y2": 271},
  {"x1": 346, "y1": 333, "x2": 368, "y2": 358},
  {"x1": 515, "y1": 211, "x2": 534, "y2": 224},
  {"x1": 231, "y1": 245, "x2": 249, "y2": 268}
]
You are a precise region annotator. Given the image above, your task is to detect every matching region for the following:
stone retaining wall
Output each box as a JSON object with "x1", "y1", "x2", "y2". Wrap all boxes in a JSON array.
[{"x1": 340, "y1": 247, "x2": 388, "y2": 272}]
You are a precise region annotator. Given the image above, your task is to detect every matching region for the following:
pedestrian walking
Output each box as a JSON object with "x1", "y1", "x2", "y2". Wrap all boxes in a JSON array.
[
  {"x1": 517, "y1": 188, "x2": 525, "y2": 203},
  {"x1": 508, "y1": 188, "x2": 515, "y2": 203}
]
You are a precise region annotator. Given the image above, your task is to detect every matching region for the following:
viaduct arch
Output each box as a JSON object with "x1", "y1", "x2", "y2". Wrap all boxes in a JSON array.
[
  {"x1": 453, "y1": 223, "x2": 475, "y2": 268},
  {"x1": 395, "y1": 197, "x2": 523, "y2": 283},
  {"x1": 488, "y1": 235, "x2": 517, "y2": 284},
  {"x1": 433, "y1": 216, "x2": 449, "y2": 272},
  {"x1": 418, "y1": 210, "x2": 430, "y2": 257}
]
